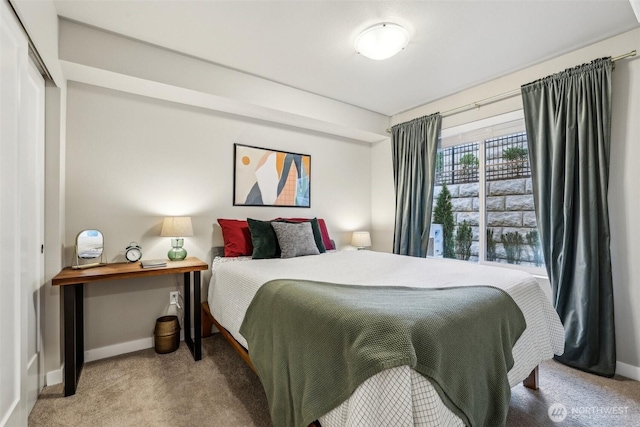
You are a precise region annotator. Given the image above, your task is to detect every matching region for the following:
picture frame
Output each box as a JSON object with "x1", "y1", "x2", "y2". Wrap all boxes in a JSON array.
[{"x1": 233, "y1": 143, "x2": 311, "y2": 207}]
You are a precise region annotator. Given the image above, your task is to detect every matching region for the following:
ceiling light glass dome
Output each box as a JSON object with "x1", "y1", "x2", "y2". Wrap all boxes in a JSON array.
[{"x1": 354, "y1": 23, "x2": 409, "y2": 60}]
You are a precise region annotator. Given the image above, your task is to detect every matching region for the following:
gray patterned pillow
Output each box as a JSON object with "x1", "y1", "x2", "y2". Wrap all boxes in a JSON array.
[{"x1": 271, "y1": 221, "x2": 320, "y2": 258}]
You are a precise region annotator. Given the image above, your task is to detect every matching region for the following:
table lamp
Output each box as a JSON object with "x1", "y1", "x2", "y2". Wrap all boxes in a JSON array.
[
  {"x1": 351, "y1": 231, "x2": 371, "y2": 250},
  {"x1": 160, "y1": 216, "x2": 193, "y2": 261}
]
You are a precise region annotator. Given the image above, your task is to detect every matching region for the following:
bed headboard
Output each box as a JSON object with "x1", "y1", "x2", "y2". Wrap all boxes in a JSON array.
[{"x1": 211, "y1": 246, "x2": 225, "y2": 258}]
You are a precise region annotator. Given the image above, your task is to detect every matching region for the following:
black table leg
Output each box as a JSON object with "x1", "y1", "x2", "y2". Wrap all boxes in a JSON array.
[
  {"x1": 76, "y1": 284, "x2": 84, "y2": 369},
  {"x1": 183, "y1": 272, "x2": 191, "y2": 351},
  {"x1": 194, "y1": 271, "x2": 201, "y2": 360},
  {"x1": 184, "y1": 271, "x2": 201, "y2": 361},
  {"x1": 63, "y1": 284, "x2": 84, "y2": 396}
]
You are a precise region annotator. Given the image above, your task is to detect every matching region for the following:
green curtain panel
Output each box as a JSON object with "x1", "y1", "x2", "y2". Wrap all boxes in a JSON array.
[
  {"x1": 391, "y1": 113, "x2": 441, "y2": 257},
  {"x1": 521, "y1": 58, "x2": 616, "y2": 377}
]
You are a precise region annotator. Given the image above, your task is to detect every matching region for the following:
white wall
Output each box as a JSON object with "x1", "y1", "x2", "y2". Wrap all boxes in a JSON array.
[
  {"x1": 371, "y1": 28, "x2": 640, "y2": 376},
  {"x1": 58, "y1": 19, "x2": 389, "y2": 143},
  {"x1": 65, "y1": 81, "x2": 372, "y2": 353}
]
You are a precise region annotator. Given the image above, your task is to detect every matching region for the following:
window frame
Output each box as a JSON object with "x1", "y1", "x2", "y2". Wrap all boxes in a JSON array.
[{"x1": 437, "y1": 110, "x2": 547, "y2": 278}]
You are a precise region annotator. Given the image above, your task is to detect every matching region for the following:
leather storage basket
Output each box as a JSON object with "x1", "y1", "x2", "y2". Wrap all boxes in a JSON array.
[{"x1": 154, "y1": 315, "x2": 180, "y2": 354}]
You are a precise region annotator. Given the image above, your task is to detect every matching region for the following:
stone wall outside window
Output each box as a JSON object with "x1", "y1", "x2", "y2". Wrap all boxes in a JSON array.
[{"x1": 433, "y1": 178, "x2": 543, "y2": 267}]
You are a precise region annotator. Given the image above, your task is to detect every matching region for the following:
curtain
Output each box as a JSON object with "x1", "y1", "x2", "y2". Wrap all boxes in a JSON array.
[
  {"x1": 521, "y1": 58, "x2": 615, "y2": 377},
  {"x1": 391, "y1": 113, "x2": 441, "y2": 257}
]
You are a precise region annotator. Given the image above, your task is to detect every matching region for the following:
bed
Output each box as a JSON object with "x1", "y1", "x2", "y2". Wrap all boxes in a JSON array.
[{"x1": 204, "y1": 248, "x2": 564, "y2": 427}]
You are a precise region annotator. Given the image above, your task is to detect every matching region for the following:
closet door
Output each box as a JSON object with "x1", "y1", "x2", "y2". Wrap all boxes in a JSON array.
[
  {"x1": 0, "y1": 1, "x2": 28, "y2": 424},
  {"x1": 0, "y1": 0, "x2": 45, "y2": 424},
  {"x1": 21, "y1": 57, "x2": 45, "y2": 415}
]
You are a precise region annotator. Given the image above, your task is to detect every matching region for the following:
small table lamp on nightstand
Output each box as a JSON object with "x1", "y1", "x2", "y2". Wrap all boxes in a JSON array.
[
  {"x1": 160, "y1": 216, "x2": 194, "y2": 261},
  {"x1": 352, "y1": 231, "x2": 371, "y2": 250}
]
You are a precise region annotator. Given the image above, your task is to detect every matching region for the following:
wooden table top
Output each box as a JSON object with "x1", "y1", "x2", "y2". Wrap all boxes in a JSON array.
[{"x1": 52, "y1": 257, "x2": 208, "y2": 286}]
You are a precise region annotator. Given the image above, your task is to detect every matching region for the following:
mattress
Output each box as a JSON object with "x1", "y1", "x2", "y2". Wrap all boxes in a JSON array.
[{"x1": 208, "y1": 250, "x2": 564, "y2": 426}]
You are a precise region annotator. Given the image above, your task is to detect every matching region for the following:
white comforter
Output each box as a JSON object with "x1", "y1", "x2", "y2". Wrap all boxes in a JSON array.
[{"x1": 208, "y1": 250, "x2": 564, "y2": 427}]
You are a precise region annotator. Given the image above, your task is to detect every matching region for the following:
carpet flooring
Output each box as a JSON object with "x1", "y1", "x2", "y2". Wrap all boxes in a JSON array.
[{"x1": 29, "y1": 334, "x2": 639, "y2": 426}]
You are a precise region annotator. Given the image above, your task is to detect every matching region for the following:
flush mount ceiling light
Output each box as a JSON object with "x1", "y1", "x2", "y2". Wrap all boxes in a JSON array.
[{"x1": 354, "y1": 23, "x2": 409, "y2": 60}]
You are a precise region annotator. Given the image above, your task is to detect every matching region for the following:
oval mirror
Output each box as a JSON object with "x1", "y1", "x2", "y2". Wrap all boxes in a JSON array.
[{"x1": 76, "y1": 229, "x2": 104, "y2": 259}]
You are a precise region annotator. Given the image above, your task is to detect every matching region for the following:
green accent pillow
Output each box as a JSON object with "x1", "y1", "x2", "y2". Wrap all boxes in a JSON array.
[{"x1": 247, "y1": 218, "x2": 280, "y2": 259}]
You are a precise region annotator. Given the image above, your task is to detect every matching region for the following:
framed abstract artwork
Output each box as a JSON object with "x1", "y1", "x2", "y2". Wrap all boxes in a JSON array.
[{"x1": 233, "y1": 143, "x2": 311, "y2": 207}]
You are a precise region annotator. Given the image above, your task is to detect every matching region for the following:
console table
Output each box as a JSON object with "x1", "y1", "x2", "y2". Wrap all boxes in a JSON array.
[{"x1": 52, "y1": 257, "x2": 208, "y2": 396}]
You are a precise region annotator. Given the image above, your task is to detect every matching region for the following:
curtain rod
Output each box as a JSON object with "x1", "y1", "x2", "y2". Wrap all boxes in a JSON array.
[{"x1": 386, "y1": 49, "x2": 637, "y2": 133}]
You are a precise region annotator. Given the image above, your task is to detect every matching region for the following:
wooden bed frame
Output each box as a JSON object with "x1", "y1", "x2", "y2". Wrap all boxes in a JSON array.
[
  {"x1": 201, "y1": 301, "x2": 539, "y2": 425},
  {"x1": 202, "y1": 301, "x2": 257, "y2": 373}
]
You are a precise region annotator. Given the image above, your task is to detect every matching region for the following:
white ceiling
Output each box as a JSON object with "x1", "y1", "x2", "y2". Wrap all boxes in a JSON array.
[{"x1": 53, "y1": 1, "x2": 639, "y2": 116}]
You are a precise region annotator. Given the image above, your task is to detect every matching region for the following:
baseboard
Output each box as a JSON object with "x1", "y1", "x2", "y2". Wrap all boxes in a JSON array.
[
  {"x1": 46, "y1": 364, "x2": 64, "y2": 386},
  {"x1": 84, "y1": 337, "x2": 153, "y2": 362},
  {"x1": 616, "y1": 361, "x2": 640, "y2": 380},
  {"x1": 84, "y1": 330, "x2": 188, "y2": 363},
  {"x1": 46, "y1": 330, "x2": 193, "y2": 383}
]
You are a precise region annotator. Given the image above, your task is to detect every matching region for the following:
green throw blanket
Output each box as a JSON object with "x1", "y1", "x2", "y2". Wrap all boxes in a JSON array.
[{"x1": 239, "y1": 280, "x2": 526, "y2": 427}]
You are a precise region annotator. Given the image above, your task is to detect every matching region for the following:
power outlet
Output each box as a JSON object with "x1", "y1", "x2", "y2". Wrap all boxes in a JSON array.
[{"x1": 169, "y1": 291, "x2": 180, "y2": 305}]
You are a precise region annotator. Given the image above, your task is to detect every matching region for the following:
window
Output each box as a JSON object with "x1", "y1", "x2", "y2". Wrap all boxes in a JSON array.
[{"x1": 429, "y1": 111, "x2": 545, "y2": 273}]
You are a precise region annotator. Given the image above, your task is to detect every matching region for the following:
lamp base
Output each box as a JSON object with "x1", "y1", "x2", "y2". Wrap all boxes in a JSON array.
[{"x1": 167, "y1": 238, "x2": 187, "y2": 261}]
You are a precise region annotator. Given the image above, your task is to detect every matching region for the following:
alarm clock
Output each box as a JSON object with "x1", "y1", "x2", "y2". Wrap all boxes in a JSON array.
[{"x1": 125, "y1": 242, "x2": 142, "y2": 263}]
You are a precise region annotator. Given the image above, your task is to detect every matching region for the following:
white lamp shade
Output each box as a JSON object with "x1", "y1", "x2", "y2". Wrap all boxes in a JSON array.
[
  {"x1": 354, "y1": 23, "x2": 409, "y2": 60},
  {"x1": 351, "y1": 231, "x2": 372, "y2": 248},
  {"x1": 160, "y1": 217, "x2": 193, "y2": 237}
]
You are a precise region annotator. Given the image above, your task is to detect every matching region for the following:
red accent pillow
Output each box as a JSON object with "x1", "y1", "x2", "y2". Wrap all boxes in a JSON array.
[
  {"x1": 277, "y1": 218, "x2": 334, "y2": 250},
  {"x1": 217, "y1": 219, "x2": 253, "y2": 257},
  {"x1": 316, "y1": 219, "x2": 334, "y2": 250}
]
